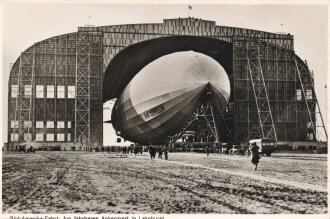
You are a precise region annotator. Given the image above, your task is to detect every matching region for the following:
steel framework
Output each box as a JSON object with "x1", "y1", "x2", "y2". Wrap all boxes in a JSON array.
[
  {"x1": 246, "y1": 41, "x2": 277, "y2": 141},
  {"x1": 219, "y1": 113, "x2": 234, "y2": 141},
  {"x1": 13, "y1": 45, "x2": 36, "y2": 142},
  {"x1": 75, "y1": 32, "x2": 91, "y2": 144},
  {"x1": 171, "y1": 102, "x2": 220, "y2": 144},
  {"x1": 295, "y1": 58, "x2": 328, "y2": 141}
]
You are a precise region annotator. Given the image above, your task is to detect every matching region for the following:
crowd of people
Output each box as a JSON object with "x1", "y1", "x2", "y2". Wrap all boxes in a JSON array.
[
  {"x1": 14, "y1": 141, "x2": 261, "y2": 170},
  {"x1": 104, "y1": 145, "x2": 144, "y2": 154},
  {"x1": 104, "y1": 145, "x2": 169, "y2": 160},
  {"x1": 148, "y1": 145, "x2": 168, "y2": 160},
  {"x1": 106, "y1": 143, "x2": 260, "y2": 170}
]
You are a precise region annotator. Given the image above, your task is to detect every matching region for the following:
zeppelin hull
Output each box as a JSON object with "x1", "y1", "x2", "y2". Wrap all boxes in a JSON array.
[{"x1": 111, "y1": 51, "x2": 231, "y2": 144}]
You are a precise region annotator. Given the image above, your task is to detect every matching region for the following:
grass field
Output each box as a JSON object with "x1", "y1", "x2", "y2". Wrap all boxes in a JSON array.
[{"x1": 2, "y1": 151, "x2": 327, "y2": 214}]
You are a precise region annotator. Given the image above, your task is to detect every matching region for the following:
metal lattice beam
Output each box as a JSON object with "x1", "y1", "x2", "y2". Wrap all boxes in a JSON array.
[
  {"x1": 171, "y1": 102, "x2": 220, "y2": 143},
  {"x1": 13, "y1": 45, "x2": 36, "y2": 142},
  {"x1": 246, "y1": 41, "x2": 277, "y2": 141},
  {"x1": 295, "y1": 58, "x2": 327, "y2": 141},
  {"x1": 75, "y1": 32, "x2": 91, "y2": 144}
]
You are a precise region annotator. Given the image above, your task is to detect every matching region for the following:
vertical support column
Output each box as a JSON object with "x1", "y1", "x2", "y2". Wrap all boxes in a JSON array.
[
  {"x1": 44, "y1": 41, "x2": 47, "y2": 142},
  {"x1": 294, "y1": 54, "x2": 298, "y2": 140},
  {"x1": 89, "y1": 32, "x2": 103, "y2": 147},
  {"x1": 295, "y1": 58, "x2": 327, "y2": 141},
  {"x1": 54, "y1": 38, "x2": 57, "y2": 142},
  {"x1": 75, "y1": 32, "x2": 91, "y2": 148},
  {"x1": 246, "y1": 40, "x2": 277, "y2": 141},
  {"x1": 65, "y1": 35, "x2": 68, "y2": 142},
  {"x1": 13, "y1": 44, "x2": 36, "y2": 143},
  {"x1": 203, "y1": 103, "x2": 219, "y2": 143}
]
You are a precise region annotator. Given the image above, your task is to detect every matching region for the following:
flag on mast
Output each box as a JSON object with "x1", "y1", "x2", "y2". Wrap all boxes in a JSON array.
[{"x1": 188, "y1": 5, "x2": 192, "y2": 17}]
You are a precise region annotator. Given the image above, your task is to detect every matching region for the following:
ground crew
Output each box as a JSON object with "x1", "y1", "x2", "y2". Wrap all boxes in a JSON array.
[
  {"x1": 163, "y1": 146, "x2": 168, "y2": 160},
  {"x1": 158, "y1": 147, "x2": 163, "y2": 159},
  {"x1": 206, "y1": 145, "x2": 210, "y2": 157},
  {"x1": 149, "y1": 145, "x2": 156, "y2": 159},
  {"x1": 134, "y1": 146, "x2": 139, "y2": 156},
  {"x1": 251, "y1": 142, "x2": 260, "y2": 170}
]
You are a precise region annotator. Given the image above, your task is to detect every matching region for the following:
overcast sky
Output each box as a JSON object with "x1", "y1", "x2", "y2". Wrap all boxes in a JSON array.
[{"x1": 1, "y1": 2, "x2": 328, "y2": 143}]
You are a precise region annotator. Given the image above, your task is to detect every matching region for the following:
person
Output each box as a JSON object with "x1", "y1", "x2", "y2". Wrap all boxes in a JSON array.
[
  {"x1": 134, "y1": 146, "x2": 139, "y2": 156},
  {"x1": 149, "y1": 145, "x2": 156, "y2": 159},
  {"x1": 158, "y1": 146, "x2": 163, "y2": 159},
  {"x1": 250, "y1": 142, "x2": 260, "y2": 170},
  {"x1": 154, "y1": 146, "x2": 157, "y2": 159},
  {"x1": 247, "y1": 147, "x2": 251, "y2": 156},
  {"x1": 206, "y1": 145, "x2": 210, "y2": 157},
  {"x1": 149, "y1": 146, "x2": 152, "y2": 159},
  {"x1": 163, "y1": 146, "x2": 168, "y2": 160}
]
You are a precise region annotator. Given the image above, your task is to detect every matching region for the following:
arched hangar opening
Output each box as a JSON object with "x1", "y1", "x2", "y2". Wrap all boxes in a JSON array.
[
  {"x1": 103, "y1": 35, "x2": 233, "y2": 102},
  {"x1": 103, "y1": 36, "x2": 234, "y2": 144}
]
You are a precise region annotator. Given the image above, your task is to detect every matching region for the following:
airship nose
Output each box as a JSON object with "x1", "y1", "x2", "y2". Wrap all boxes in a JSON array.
[{"x1": 111, "y1": 51, "x2": 231, "y2": 144}]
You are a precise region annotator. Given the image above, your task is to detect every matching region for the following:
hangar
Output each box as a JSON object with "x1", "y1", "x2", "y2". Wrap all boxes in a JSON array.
[{"x1": 7, "y1": 17, "x2": 327, "y2": 149}]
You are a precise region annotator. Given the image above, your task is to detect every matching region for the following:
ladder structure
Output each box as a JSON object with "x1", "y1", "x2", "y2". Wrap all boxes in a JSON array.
[
  {"x1": 295, "y1": 58, "x2": 327, "y2": 141},
  {"x1": 219, "y1": 112, "x2": 234, "y2": 142},
  {"x1": 205, "y1": 103, "x2": 220, "y2": 142},
  {"x1": 75, "y1": 32, "x2": 91, "y2": 146},
  {"x1": 171, "y1": 102, "x2": 220, "y2": 144},
  {"x1": 246, "y1": 41, "x2": 277, "y2": 141},
  {"x1": 13, "y1": 45, "x2": 36, "y2": 142}
]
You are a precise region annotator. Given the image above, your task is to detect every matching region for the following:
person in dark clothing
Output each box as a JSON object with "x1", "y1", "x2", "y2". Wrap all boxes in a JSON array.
[
  {"x1": 251, "y1": 142, "x2": 260, "y2": 170},
  {"x1": 149, "y1": 145, "x2": 156, "y2": 159},
  {"x1": 152, "y1": 146, "x2": 157, "y2": 159},
  {"x1": 206, "y1": 145, "x2": 210, "y2": 157},
  {"x1": 162, "y1": 146, "x2": 168, "y2": 160},
  {"x1": 134, "y1": 146, "x2": 139, "y2": 156},
  {"x1": 158, "y1": 147, "x2": 163, "y2": 159},
  {"x1": 149, "y1": 146, "x2": 153, "y2": 159}
]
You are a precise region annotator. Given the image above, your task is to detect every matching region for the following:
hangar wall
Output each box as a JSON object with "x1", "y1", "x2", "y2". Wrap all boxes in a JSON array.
[{"x1": 8, "y1": 32, "x2": 103, "y2": 147}]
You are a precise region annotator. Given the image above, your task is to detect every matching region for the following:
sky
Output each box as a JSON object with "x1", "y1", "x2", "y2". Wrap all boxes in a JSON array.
[{"x1": 1, "y1": 2, "x2": 328, "y2": 144}]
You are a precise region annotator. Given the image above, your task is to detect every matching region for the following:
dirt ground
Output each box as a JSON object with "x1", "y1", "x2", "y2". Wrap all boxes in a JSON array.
[{"x1": 2, "y1": 151, "x2": 327, "y2": 214}]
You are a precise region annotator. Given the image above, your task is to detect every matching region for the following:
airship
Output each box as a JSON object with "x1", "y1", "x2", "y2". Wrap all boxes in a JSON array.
[{"x1": 111, "y1": 51, "x2": 231, "y2": 144}]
